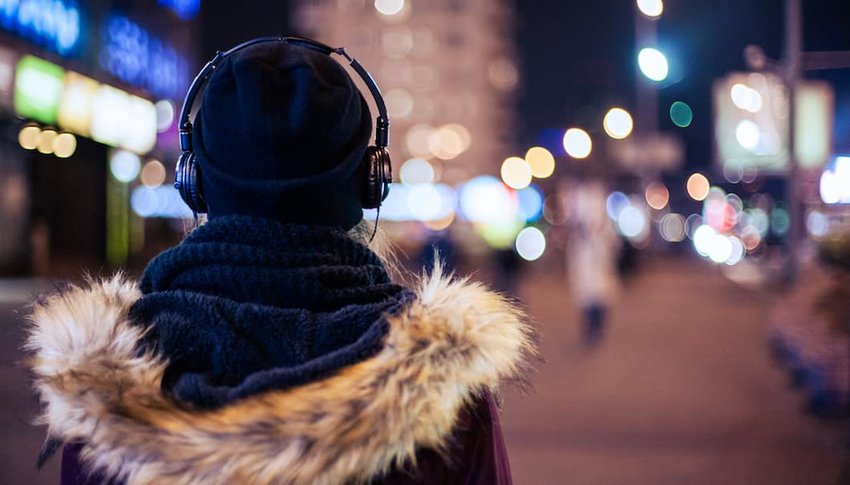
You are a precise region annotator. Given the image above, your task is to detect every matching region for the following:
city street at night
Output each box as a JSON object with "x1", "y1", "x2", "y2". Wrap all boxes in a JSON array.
[
  {"x1": 1, "y1": 256, "x2": 845, "y2": 484},
  {"x1": 1, "y1": 0, "x2": 849, "y2": 483}
]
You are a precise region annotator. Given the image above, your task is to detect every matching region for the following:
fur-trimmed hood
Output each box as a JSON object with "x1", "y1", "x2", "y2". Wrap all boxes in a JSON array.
[{"x1": 25, "y1": 268, "x2": 533, "y2": 485}]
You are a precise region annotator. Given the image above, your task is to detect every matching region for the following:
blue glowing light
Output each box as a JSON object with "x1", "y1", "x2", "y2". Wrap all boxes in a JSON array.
[
  {"x1": 0, "y1": 0, "x2": 82, "y2": 56},
  {"x1": 517, "y1": 185, "x2": 543, "y2": 222},
  {"x1": 158, "y1": 0, "x2": 200, "y2": 20},
  {"x1": 131, "y1": 186, "x2": 193, "y2": 218},
  {"x1": 606, "y1": 191, "x2": 630, "y2": 220},
  {"x1": 100, "y1": 15, "x2": 189, "y2": 99}
]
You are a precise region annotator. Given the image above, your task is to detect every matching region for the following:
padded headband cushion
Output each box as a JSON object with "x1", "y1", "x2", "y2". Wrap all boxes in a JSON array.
[{"x1": 193, "y1": 41, "x2": 372, "y2": 229}]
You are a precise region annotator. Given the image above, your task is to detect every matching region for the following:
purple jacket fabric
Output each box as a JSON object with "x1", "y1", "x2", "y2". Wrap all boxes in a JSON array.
[{"x1": 60, "y1": 393, "x2": 512, "y2": 485}]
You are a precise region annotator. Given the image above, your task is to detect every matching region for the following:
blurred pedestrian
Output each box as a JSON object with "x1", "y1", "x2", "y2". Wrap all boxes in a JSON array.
[
  {"x1": 26, "y1": 38, "x2": 533, "y2": 485},
  {"x1": 564, "y1": 179, "x2": 620, "y2": 346}
]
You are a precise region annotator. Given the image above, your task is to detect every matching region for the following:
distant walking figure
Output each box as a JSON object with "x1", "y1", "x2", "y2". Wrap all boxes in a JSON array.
[{"x1": 565, "y1": 180, "x2": 620, "y2": 346}]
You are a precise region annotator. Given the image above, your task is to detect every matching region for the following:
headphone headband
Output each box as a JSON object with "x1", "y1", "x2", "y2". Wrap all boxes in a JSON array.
[{"x1": 178, "y1": 36, "x2": 390, "y2": 152}]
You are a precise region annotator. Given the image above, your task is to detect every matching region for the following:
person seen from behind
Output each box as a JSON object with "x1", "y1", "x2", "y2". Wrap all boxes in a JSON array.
[{"x1": 25, "y1": 38, "x2": 534, "y2": 484}]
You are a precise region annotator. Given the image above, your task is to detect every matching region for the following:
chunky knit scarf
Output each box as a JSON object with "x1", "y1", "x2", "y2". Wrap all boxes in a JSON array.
[{"x1": 129, "y1": 216, "x2": 413, "y2": 410}]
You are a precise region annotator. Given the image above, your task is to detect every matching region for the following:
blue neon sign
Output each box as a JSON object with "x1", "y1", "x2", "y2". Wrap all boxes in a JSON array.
[
  {"x1": 99, "y1": 15, "x2": 189, "y2": 99},
  {"x1": 0, "y1": 0, "x2": 82, "y2": 56},
  {"x1": 158, "y1": 0, "x2": 200, "y2": 21}
]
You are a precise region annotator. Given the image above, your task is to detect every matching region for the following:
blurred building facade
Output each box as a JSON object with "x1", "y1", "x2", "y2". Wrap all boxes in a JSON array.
[
  {"x1": 0, "y1": 0, "x2": 199, "y2": 276},
  {"x1": 292, "y1": 0, "x2": 519, "y2": 185}
]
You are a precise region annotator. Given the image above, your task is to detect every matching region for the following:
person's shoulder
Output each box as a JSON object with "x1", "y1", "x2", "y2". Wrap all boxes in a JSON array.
[
  {"x1": 391, "y1": 265, "x2": 535, "y2": 385},
  {"x1": 25, "y1": 274, "x2": 142, "y2": 363}
]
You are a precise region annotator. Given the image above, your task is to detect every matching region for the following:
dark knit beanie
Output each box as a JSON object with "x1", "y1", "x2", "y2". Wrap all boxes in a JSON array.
[{"x1": 193, "y1": 41, "x2": 372, "y2": 229}]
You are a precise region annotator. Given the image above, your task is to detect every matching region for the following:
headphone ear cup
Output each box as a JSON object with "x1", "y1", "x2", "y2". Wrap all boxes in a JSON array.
[
  {"x1": 175, "y1": 151, "x2": 207, "y2": 213},
  {"x1": 361, "y1": 147, "x2": 392, "y2": 209}
]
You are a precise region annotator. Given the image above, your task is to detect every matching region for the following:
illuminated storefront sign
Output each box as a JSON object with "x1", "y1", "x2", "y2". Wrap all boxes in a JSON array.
[
  {"x1": 0, "y1": 0, "x2": 82, "y2": 56},
  {"x1": 90, "y1": 85, "x2": 157, "y2": 154},
  {"x1": 100, "y1": 14, "x2": 189, "y2": 99},
  {"x1": 714, "y1": 72, "x2": 833, "y2": 173},
  {"x1": 14, "y1": 55, "x2": 63, "y2": 124},
  {"x1": 57, "y1": 71, "x2": 97, "y2": 137},
  {"x1": 14, "y1": 55, "x2": 157, "y2": 154}
]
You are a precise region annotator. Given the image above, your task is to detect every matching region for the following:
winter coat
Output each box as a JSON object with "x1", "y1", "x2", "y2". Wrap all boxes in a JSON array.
[{"x1": 26, "y1": 269, "x2": 533, "y2": 484}]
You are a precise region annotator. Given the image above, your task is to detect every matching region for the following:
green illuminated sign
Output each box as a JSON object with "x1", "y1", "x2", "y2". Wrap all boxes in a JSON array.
[{"x1": 14, "y1": 55, "x2": 64, "y2": 125}]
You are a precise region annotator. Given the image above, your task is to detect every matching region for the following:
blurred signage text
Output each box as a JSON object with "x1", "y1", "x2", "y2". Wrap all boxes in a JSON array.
[{"x1": 0, "y1": 0, "x2": 81, "y2": 56}]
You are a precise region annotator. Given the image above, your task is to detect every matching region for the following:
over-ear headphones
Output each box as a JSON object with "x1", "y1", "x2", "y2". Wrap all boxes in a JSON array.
[{"x1": 174, "y1": 36, "x2": 392, "y2": 215}]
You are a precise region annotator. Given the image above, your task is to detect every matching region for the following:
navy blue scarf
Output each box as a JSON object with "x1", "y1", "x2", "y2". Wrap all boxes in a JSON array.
[{"x1": 129, "y1": 216, "x2": 413, "y2": 410}]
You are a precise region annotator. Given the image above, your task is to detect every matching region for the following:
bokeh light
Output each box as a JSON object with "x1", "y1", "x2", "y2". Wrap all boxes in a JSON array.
[
  {"x1": 429, "y1": 124, "x2": 469, "y2": 160},
  {"x1": 636, "y1": 0, "x2": 663, "y2": 17},
  {"x1": 517, "y1": 185, "x2": 544, "y2": 222},
  {"x1": 459, "y1": 176, "x2": 518, "y2": 224},
  {"x1": 772, "y1": 207, "x2": 790, "y2": 235},
  {"x1": 741, "y1": 226, "x2": 761, "y2": 251},
  {"x1": 645, "y1": 182, "x2": 669, "y2": 210},
  {"x1": 37, "y1": 129, "x2": 57, "y2": 154},
  {"x1": 477, "y1": 219, "x2": 524, "y2": 250},
  {"x1": 374, "y1": 0, "x2": 404, "y2": 16},
  {"x1": 669, "y1": 101, "x2": 693, "y2": 128},
  {"x1": 723, "y1": 163, "x2": 743, "y2": 183},
  {"x1": 686, "y1": 173, "x2": 710, "y2": 201},
  {"x1": 747, "y1": 208, "x2": 770, "y2": 236},
  {"x1": 52, "y1": 133, "x2": 77, "y2": 158},
  {"x1": 659, "y1": 213, "x2": 686, "y2": 242},
  {"x1": 606, "y1": 191, "x2": 630, "y2": 220},
  {"x1": 18, "y1": 124, "x2": 41, "y2": 150},
  {"x1": 488, "y1": 58, "x2": 519, "y2": 91},
  {"x1": 685, "y1": 214, "x2": 703, "y2": 239},
  {"x1": 140, "y1": 159, "x2": 167, "y2": 188},
  {"x1": 735, "y1": 119, "x2": 760, "y2": 150},
  {"x1": 638, "y1": 47, "x2": 669, "y2": 81},
  {"x1": 820, "y1": 156, "x2": 850, "y2": 204},
  {"x1": 707, "y1": 235, "x2": 733, "y2": 263},
  {"x1": 423, "y1": 211, "x2": 455, "y2": 232},
  {"x1": 132, "y1": 186, "x2": 193, "y2": 218},
  {"x1": 730, "y1": 83, "x2": 762, "y2": 112},
  {"x1": 525, "y1": 146, "x2": 555, "y2": 178},
  {"x1": 382, "y1": 26, "x2": 414, "y2": 58},
  {"x1": 399, "y1": 158, "x2": 435, "y2": 185},
  {"x1": 407, "y1": 184, "x2": 442, "y2": 221},
  {"x1": 405, "y1": 124, "x2": 434, "y2": 158},
  {"x1": 385, "y1": 88, "x2": 414, "y2": 119},
  {"x1": 693, "y1": 224, "x2": 716, "y2": 256},
  {"x1": 515, "y1": 227, "x2": 546, "y2": 261},
  {"x1": 603, "y1": 107, "x2": 633, "y2": 139},
  {"x1": 806, "y1": 210, "x2": 829, "y2": 237},
  {"x1": 617, "y1": 205, "x2": 647, "y2": 238},
  {"x1": 724, "y1": 236, "x2": 745, "y2": 265},
  {"x1": 110, "y1": 150, "x2": 141, "y2": 183},
  {"x1": 563, "y1": 128, "x2": 592, "y2": 159},
  {"x1": 155, "y1": 99, "x2": 175, "y2": 133},
  {"x1": 501, "y1": 156, "x2": 532, "y2": 189}
]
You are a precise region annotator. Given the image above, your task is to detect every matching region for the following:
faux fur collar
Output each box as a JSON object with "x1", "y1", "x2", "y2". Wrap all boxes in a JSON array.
[{"x1": 25, "y1": 268, "x2": 533, "y2": 485}]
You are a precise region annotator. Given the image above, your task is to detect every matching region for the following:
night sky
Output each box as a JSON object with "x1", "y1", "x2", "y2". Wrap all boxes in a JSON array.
[{"x1": 199, "y1": 0, "x2": 850, "y2": 178}]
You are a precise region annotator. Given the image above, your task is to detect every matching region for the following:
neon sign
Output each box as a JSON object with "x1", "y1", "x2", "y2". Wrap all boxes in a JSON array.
[
  {"x1": 99, "y1": 15, "x2": 189, "y2": 99},
  {"x1": 158, "y1": 0, "x2": 200, "y2": 20},
  {"x1": 0, "y1": 0, "x2": 82, "y2": 56}
]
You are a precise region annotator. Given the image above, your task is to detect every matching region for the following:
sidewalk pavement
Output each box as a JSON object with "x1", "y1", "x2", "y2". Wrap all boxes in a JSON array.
[{"x1": 501, "y1": 255, "x2": 846, "y2": 484}]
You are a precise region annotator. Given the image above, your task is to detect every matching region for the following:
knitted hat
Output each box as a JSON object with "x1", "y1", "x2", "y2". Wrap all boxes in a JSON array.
[{"x1": 193, "y1": 41, "x2": 372, "y2": 229}]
